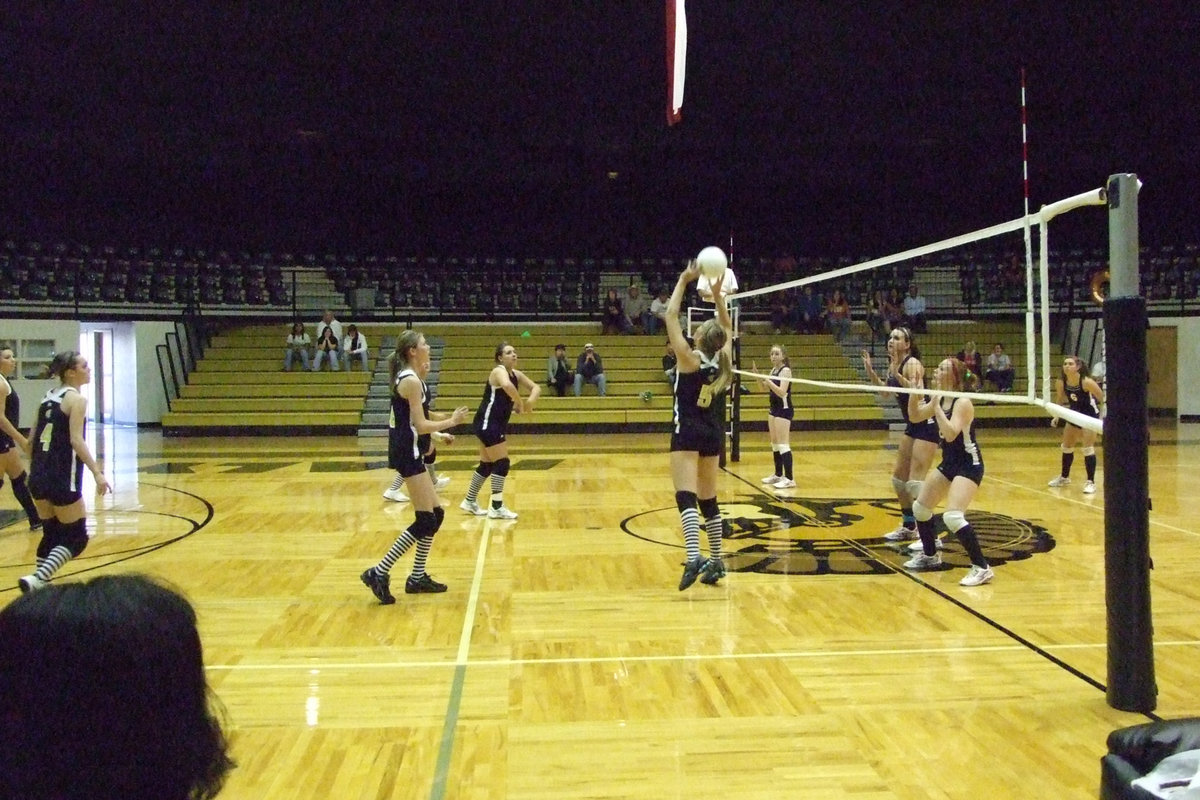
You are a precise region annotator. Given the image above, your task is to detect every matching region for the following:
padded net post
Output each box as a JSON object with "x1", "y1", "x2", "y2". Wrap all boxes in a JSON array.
[{"x1": 1103, "y1": 172, "x2": 1156, "y2": 713}]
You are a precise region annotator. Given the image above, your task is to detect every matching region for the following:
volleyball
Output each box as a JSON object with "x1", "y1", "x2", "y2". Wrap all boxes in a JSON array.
[{"x1": 696, "y1": 246, "x2": 727, "y2": 281}]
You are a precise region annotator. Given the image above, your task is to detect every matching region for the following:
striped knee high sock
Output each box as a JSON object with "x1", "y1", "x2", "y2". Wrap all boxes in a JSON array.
[
  {"x1": 34, "y1": 545, "x2": 74, "y2": 581},
  {"x1": 10, "y1": 473, "x2": 40, "y2": 524},
  {"x1": 389, "y1": 473, "x2": 405, "y2": 492},
  {"x1": 375, "y1": 530, "x2": 418, "y2": 574},
  {"x1": 465, "y1": 468, "x2": 488, "y2": 503},
  {"x1": 704, "y1": 514, "x2": 724, "y2": 560},
  {"x1": 489, "y1": 472, "x2": 507, "y2": 509},
  {"x1": 680, "y1": 507, "x2": 701, "y2": 562},
  {"x1": 411, "y1": 537, "x2": 433, "y2": 578}
]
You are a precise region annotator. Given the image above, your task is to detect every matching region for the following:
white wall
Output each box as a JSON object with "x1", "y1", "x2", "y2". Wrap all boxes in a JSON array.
[
  {"x1": 5, "y1": 318, "x2": 175, "y2": 428},
  {"x1": 1151, "y1": 317, "x2": 1200, "y2": 418}
]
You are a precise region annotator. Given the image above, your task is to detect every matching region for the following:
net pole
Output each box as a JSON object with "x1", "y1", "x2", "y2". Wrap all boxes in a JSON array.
[
  {"x1": 1021, "y1": 70, "x2": 1038, "y2": 402},
  {"x1": 1038, "y1": 221, "x2": 1052, "y2": 402},
  {"x1": 1103, "y1": 172, "x2": 1155, "y2": 712}
]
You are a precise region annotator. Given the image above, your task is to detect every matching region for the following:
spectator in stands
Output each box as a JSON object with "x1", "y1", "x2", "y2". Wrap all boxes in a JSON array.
[
  {"x1": 825, "y1": 288, "x2": 852, "y2": 342},
  {"x1": 573, "y1": 343, "x2": 607, "y2": 396},
  {"x1": 880, "y1": 287, "x2": 902, "y2": 331},
  {"x1": 343, "y1": 324, "x2": 370, "y2": 372},
  {"x1": 956, "y1": 341, "x2": 983, "y2": 391},
  {"x1": 312, "y1": 310, "x2": 342, "y2": 371},
  {"x1": 902, "y1": 283, "x2": 928, "y2": 333},
  {"x1": 795, "y1": 285, "x2": 824, "y2": 333},
  {"x1": 865, "y1": 289, "x2": 889, "y2": 343},
  {"x1": 662, "y1": 339, "x2": 677, "y2": 384},
  {"x1": 0, "y1": 573, "x2": 234, "y2": 800},
  {"x1": 648, "y1": 287, "x2": 673, "y2": 336},
  {"x1": 546, "y1": 343, "x2": 573, "y2": 396},
  {"x1": 601, "y1": 288, "x2": 628, "y2": 335},
  {"x1": 770, "y1": 288, "x2": 796, "y2": 334},
  {"x1": 623, "y1": 284, "x2": 651, "y2": 334},
  {"x1": 985, "y1": 342, "x2": 1015, "y2": 392},
  {"x1": 283, "y1": 321, "x2": 311, "y2": 372}
]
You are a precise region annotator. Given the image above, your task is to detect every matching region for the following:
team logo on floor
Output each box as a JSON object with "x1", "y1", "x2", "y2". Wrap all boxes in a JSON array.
[{"x1": 621, "y1": 494, "x2": 1055, "y2": 576}]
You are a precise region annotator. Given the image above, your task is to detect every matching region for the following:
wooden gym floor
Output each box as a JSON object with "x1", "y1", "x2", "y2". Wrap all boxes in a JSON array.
[{"x1": 2, "y1": 422, "x2": 1198, "y2": 799}]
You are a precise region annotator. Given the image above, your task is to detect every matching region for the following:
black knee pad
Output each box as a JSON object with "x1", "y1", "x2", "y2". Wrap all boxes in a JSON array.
[
  {"x1": 432, "y1": 506, "x2": 445, "y2": 531},
  {"x1": 411, "y1": 510, "x2": 439, "y2": 541},
  {"x1": 61, "y1": 519, "x2": 89, "y2": 557},
  {"x1": 476, "y1": 461, "x2": 494, "y2": 478},
  {"x1": 36, "y1": 519, "x2": 60, "y2": 559},
  {"x1": 424, "y1": 449, "x2": 437, "y2": 466},
  {"x1": 698, "y1": 497, "x2": 720, "y2": 519},
  {"x1": 492, "y1": 457, "x2": 511, "y2": 477},
  {"x1": 12, "y1": 471, "x2": 27, "y2": 488},
  {"x1": 675, "y1": 490, "x2": 698, "y2": 513}
]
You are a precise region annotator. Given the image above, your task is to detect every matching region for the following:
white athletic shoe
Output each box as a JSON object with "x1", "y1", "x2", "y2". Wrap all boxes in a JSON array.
[
  {"x1": 18, "y1": 574, "x2": 46, "y2": 594},
  {"x1": 959, "y1": 565, "x2": 995, "y2": 586},
  {"x1": 883, "y1": 525, "x2": 918, "y2": 542},
  {"x1": 459, "y1": 499, "x2": 488, "y2": 516},
  {"x1": 1082, "y1": 480, "x2": 1096, "y2": 494},
  {"x1": 382, "y1": 488, "x2": 409, "y2": 503},
  {"x1": 487, "y1": 505, "x2": 518, "y2": 520},
  {"x1": 434, "y1": 475, "x2": 451, "y2": 489},
  {"x1": 903, "y1": 552, "x2": 942, "y2": 570},
  {"x1": 1048, "y1": 476, "x2": 1071, "y2": 487},
  {"x1": 773, "y1": 478, "x2": 797, "y2": 489},
  {"x1": 907, "y1": 536, "x2": 945, "y2": 552},
  {"x1": 761, "y1": 474, "x2": 782, "y2": 484}
]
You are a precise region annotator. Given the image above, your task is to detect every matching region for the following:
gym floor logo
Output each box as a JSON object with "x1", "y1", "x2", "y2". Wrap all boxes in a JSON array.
[{"x1": 621, "y1": 494, "x2": 1054, "y2": 576}]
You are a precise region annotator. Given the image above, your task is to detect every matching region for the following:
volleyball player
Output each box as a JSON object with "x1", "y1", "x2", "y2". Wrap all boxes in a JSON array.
[
  {"x1": 0, "y1": 344, "x2": 42, "y2": 530},
  {"x1": 459, "y1": 341, "x2": 541, "y2": 520},
  {"x1": 666, "y1": 261, "x2": 734, "y2": 590},
  {"x1": 382, "y1": 432, "x2": 452, "y2": 503},
  {"x1": 901, "y1": 357, "x2": 994, "y2": 586},
  {"x1": 756, "y1": 344, "x2": 795, "y2": 489},
  {"x1": 361, "y1": 331, "x2": 469, "y2": 604},
  {"x1": 1047, "y1": 355, "x2": 1104, "y2": 494},
  {"x1": 19, "y1": 352, "x2": 110, "y2": 593},
  {"x1": 861, "y1": 327, "x2": 938, "y2": 544}
]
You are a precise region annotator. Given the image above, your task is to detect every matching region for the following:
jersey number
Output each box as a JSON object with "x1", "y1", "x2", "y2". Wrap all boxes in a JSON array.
[
  {"x1": 38, "y1": 422, "x2": 53, "y2": 450},
  {"x1": 697, "y1": 383, "x2": 714, "y2": 409}
]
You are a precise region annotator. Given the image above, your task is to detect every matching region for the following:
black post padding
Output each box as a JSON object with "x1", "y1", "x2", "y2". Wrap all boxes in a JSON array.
[
  {"x1": 730, "y1": 335, "x2": 741, "y2": 463},
  {"x1": 1103, "y1": 294, "x2": 1156, "y2": 712}
]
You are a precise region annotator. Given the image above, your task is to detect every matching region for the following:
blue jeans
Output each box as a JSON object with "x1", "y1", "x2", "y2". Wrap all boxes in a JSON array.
[
  {"x1": 574, "y1": 373, "x2": 606, "y2": 396},
  {"x1": 284, "y1": 348, "x2": 310, "y2": 371},
  {"x1": 313, "y1": 348, "x2": 340, "y2": 371}
]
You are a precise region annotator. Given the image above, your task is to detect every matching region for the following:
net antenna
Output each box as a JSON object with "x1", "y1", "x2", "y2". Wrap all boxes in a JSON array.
[{"x1": 665, "y1": 0, "x2": 686, "y2": 126}]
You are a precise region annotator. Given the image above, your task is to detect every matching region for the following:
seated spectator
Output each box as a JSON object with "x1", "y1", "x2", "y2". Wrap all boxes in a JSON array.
[
  {"x1": 283, "y1": 321, "x2": 311, "y2": 372},
  {"x1": 985, "y1": 342, "x2": 1015, "y2": 392},
  {"x1": 601, "y1": 289, "x2": 628, "y2": 335},
  {"x1": 546, "y1": 343, "x2": 573, "y2": 396},
  {"x1": 770, "y1": 288, "x2": 796, "y2": 334},
  {"x1": 865, "y1": 289, "x2": 889, "y2": 342},
  {"x1": 902, "y1": 283, "x2": 928, "y2": 333},
  {"x1": 646, "y1": 287, "x2": 669, "y2": 336},
  {"x1": 662, "y1": 339, "x2": 677, "y2": 384},
  {"x1": 342, "y1": 324, "x2": 370, "y2": 371},
  {"x1": 0, "y1": 573, "x2": 234, "y2": 800},
  {"x1": 825, "y1": 288, "x2": 852, "y2": 342},
  {"x1": 623, "y1": 284, "x2": 651, "y2": 334},
  {"x1": 313, "y1": 309, "x2": 342, "y2": 371},
  {"x1": 573, "y1": 342, "x2": 607, "y2": 396},
  {"x1": 795, "y1": 285, "x2": 824, "y2": 333},
  {"x1": 956, "y1": 340, "x2": 983, "y2": 391}
]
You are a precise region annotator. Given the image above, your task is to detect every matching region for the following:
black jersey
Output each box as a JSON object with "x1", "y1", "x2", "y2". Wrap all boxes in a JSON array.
[
  {"x1": 29, "y1": 386, "x2": 83, "y2": 495},
  {"x1": 0, "y1": 374, "x2": 17, "y2": 448},
  {"x1": 388, "y1": 368, "x2": 430, "y2": 468},
  {"x1": 938, "y1": 397, "x2": 984, "y2": 475},
  {"x1": 672, "y1": 350, "x2": 724, "y2": 436},
  {"x1": 474, "y1": 369, "x2": 516, "y2": 435},
  {"x1": 768, "y1": 366, "x2": 792, "y2": 417},
  {"x1": 1064, "y1": 377, "x2": 1100, "y2": 419},
  {"x1": 891, "y1": 355, "x2": 938, "y2": 441}
]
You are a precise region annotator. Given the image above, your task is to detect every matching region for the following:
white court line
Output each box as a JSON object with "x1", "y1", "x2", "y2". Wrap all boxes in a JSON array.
[{"x1": 986, "y1": 475, "x2": 1200, "y2": 539}]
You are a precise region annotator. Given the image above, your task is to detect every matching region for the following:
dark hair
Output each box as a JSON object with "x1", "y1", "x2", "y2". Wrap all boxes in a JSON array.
[
  {"x1": 891, "y1": 327, "x2": 920, "y2": 360},
  {"x1": 290, "y1": 321, "x2": 304, "y2": 335},
  {"x1": 554, "y1": 343, "x2": 565, "y2": 351},
  {"x1": 44, "y1": 350, "x2": 83, "y2": 381},
  {"x1": 494, "y1": 341, "x2": 512, "y2": 362},
  {"x1": 0, "y1": 574, "x2": 233, "y2": 799}
]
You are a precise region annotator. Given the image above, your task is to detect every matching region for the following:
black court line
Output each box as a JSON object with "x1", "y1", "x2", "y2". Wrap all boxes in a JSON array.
[
  {"x1": 0, "y1": 482, "x2": 215, "y2": 594},
  {"x1": 723, "y1": 466, "x2": 1162, "y2": 724}
]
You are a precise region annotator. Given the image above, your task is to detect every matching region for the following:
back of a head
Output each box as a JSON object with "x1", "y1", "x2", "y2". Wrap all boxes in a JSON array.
[{"x1": 0, "y1": 574, "x2": 233, "y2": 799}]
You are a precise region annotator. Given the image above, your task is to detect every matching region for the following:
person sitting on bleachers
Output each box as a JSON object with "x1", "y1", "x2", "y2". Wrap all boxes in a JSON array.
[
  {"x1": 573, "y1": 343, "x2": 607, "y2": 396},
  {"x1": 312, "y1": 309, "x2": 342, "y2": 371},
  {"x1": 546, "y1": 343, "x2": 573, "y2": 396},
  {"x1": 342, "y1": 324, "x2": 370, "y2": 371},
  {"x1": 283, "y1": 321, "x2": 311, "y2": 371},
  {"x1": 902, "y1": 283, "x2": 928, "y2": 333},
  {"x1": 623, "y1": 284, "x2": 651, "y2": 334},
  {"x1": 795, "y1": 285, "x2": 824, "y2": 333},
  {"x1": 984, "y1": 343, "x2": 1015, "y2": 392}
]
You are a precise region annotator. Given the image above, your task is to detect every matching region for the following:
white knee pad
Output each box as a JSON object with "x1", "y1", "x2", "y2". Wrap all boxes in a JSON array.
[
  {"x1": 942, "y1": 509, "x2": 967, "y2": 532},
  {"x1": 1081, "y1": 446, "x2": 1095, "y2": 457},
  {"x1": 905, "y1": 480, "x2": 923, "y2": 500},
  {"x1": 1060, "y1": 444, "x2": 1074, "y2": 454},
  {"x1": 772, "y1": 443, "x2": 782, "y2": 453},
  {"x1": 912, "y1": 500, "x2": 934, "y2": 522},
  {"x1": 779, "y1": 445, "x2": 791, "y2": 454},
  {"x1": 892, "y1": 476, "x2": 908, "y2": 497}
]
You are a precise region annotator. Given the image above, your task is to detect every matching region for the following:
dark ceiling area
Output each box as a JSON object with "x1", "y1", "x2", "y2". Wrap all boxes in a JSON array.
[{"x1": 2, "y1": 4, "x2": 1196, "y2": 257}]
